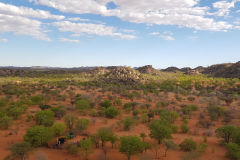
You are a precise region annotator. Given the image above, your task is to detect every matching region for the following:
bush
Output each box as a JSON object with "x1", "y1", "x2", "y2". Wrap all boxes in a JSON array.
[
  {"x1": 24, "y1": 126, "x2": 53, "y2": 147},
  {"x1": 67, "y1": 144, "x2": 79, "y2": 155},
  {"x1": 30, "y1": 95, "x2": 43, "y2": 105},
  {"x1": 0, "y1": 116, "x2": 13, "y2": 129},
  {"x1": 35, "y1": 110, "x2": 55, "y2": 127},
  {"x1": 179, "y1": 138, "x2": 197, "y2": 152},
  {"x1": 39, "y1": 105, "x2": 51, "y2": 110},
  {"x1": 207, "y1": 106, "x2": 225, "y2": 120},
  {"x1": 8, "y1": 142, "x2": 32, "y2": 160},
  {"x1": 76, "y1": 118, "x2": 90, "y2": 134},
  {"x1": 159, "y1": 109, "x2": 179, "y2": 123},
  {"x1": 51, "y1": 123, "x2": 66, "y2": 137},
  {"x1": 181, "y1": 123, "x2": 189, "y2": 133},
  {"x1": 0, "y1": 98, "x2": 8, "y2": 107},
  {"x1": 197, "y1": 142, "x2": 208, "y2": 153},
  {"x1": 75, "y1": 100, "x2": 90, "y2": 111},
  {"x1": 121, "y1": 117, "x2": 136, "y2": 131},
  {"x1": 226, "y1": 143, "x2": 240, "y2": 160},
  {"x1": 7, "y1": 107, "x2": 24, "y2": 120},
  {"x1": 51, "y1": 106, "x2": 66, "y2": 119},
  {"x1": 181, "y1": 105, "x2": 198, "y2": 116},
  {"x1": 105, "y1": 107, "x2": 119, "y2": 118},
  {"x1": 64, "y1": 114, "x2": 77, "y2": 132},
  {"x1": 100, "y1": 100, "x2": 112, "y2": 108}
]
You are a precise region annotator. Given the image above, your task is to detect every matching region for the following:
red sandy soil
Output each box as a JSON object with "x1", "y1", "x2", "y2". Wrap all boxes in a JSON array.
[{"x1": 0, "y1": 88, "x2": 239, "y2": 160}]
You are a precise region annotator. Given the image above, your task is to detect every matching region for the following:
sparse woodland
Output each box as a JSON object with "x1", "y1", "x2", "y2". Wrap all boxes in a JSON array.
[{"x1": 0, "y1": 66, "x2": 240, "y2": 160}]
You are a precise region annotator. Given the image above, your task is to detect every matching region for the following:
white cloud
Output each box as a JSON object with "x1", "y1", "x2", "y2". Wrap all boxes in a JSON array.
[
  {"x1": 163, "y1": 31, "x2": 173, "y2": 35},
  {"x1": 0, "y1": 2, "x2": 64, "y2": 20},
  {"x1": 0, "y1": 14, "x2": 50, "y2": 41},
  {"x1": 67, "y1": 17, "x2": 89, "y2": 22},
  {"x1": 59, "y1": 38, "x2": 80, "y2": 43},
  {"x1": 150, "y1": 32, "x2": 160, "y2": 35},
  {"x1": 210, "y1": 0, "x2": 239, "y2": 17},
  {"x1": 0, "y1": 38, "x2": 8, "y2": 43},
  {"x1": 159, "y1": 35, "x2": 175, "y2": 41},
  {"x1": 53, "y1": 21, "x2": 136, "y2": 40},
  {"x1": 31, "y1": 0, "x2": 233, "y2": 31}
]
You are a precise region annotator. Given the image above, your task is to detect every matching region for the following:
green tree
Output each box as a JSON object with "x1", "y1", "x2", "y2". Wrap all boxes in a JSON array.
[
  {"x1": 8, "y1": 142, "x2": 32, "y2": 160},
  {"x1": 76, "y1": 118, "x2": 90, "y2": 134},
  {"x1": 149, "y1": 120, "x2": 172, "y2": 144},
  {"x1": 163, "y1": 140, "x2": 178, "y2": 157},
  {"x1": 64, "y1": 114, "x2": 77, "y2": 132},
  {"x1": 119, "y1": 135, "x2": 145, "y2": 160},
  {"x1": 35, "y1": 110, "x2": 55, "y2": 127},
  {"x1": 24, "y1": 126, "x2": 53, "y2": 147},
  {"x1": 51, "y1": 122, "x2": 66, "y2": 137},
  {"x1": 179, "y1": 138, "x2": 197, "y2": 152},
  {"x1": 215, "y1": 125, "x2": 236, "y2": 143},
  {"x1": 97, "y1": 127, "x2": 114, "y2": 147},
  {"x1": 80, "y1": 138, "x2": 92, "y2": 160}
]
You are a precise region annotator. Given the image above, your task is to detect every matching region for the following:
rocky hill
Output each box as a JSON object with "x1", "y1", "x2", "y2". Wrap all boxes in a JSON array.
[{"x1": 162, "y1": 61, "x2": 240, "y2": 79}]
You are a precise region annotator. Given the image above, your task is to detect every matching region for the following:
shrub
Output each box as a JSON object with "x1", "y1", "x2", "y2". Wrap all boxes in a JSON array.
[
  {"x1": 156, "y1": 101, "x2": 169, "y2": 108},
  {"x1": 121, "y1": 117, "x2": 136, "y2": 131},
  {"x1": 7, "y1": 107, "x2": 24, "y2": 120},
  {"x1": 30, "y1": 95, "x2": 43, "y2": 105},
  {"x1": 51, "y1": 123, "x2": 66, "y2": 137},
  {"x1": 207, "y1": 106, "x2": 225, "y2": 120},
  {"x1": 159, "y1": 109, "x2": 179, "y2": 123},
  {"x1": 8, "y1": 142, "x2": 32, "y2": 160},
  {"x1": 100, "y1": 100, "x2": 112, "y2": 108},
  {"x1": 35, "y1": 110, "x2": 55, "y2": 127},
  {"x1": 67, "y1": 144, "x2": 79, "y2": 155},
  {"x1": 76, "y1": 118, "x2": 90, "y2": 134},
  {"x1": 39, "y1": 105, "x2": 51, "y2": 110},
  {"x1": 24, "y1": 126, "x2": 53, "y2": 147},
  {"x1": 179, "y1": 138, "x2": 197, "y2": 152},
  {"x1": 0, "y1": 116, "x2": 13, "y2": 129},
  {"x1": 225, "y1": 143, "x2": 240, "y2": 160},
  {"x1": 0, "y1": 98, "x2": 8, "y2": 107},
  {"x1": 114, "y1": 99, "x2": 122, "y2": 106},
  {"x1": 75, "y1": 99, "x2": 90, "y2": 111},
  {"x1": 187, "y1": 96, "x2": 195, "y2": 102},
  {"x1": 181, "y1": 123, "x2": 189, "y2": 133},
  {"x1": 197, "y1": 142, "x2": 208, "y2": 153},
  {"x1": 51, "y1": 106, "x2": 66, "y2": 119},
  {"x1": 105, "y1": 107, "x2": 119, "y2": 118},
  {"x1": 64, "y1": 114, "x2": 77, "y2": 132}
]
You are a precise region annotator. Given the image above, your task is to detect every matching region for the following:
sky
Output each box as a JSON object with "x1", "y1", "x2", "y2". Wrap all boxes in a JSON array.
[{"x1": 0, "y1": 0, "x2": 240, "y2": 69}]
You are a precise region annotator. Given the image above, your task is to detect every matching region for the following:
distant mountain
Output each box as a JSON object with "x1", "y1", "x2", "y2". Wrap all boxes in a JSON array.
[
  {"x1": 0, "y1": 61, "x2": 239, "y2": 79},
  {"x1": 162, "y1": 61, "x2": 240, "y2": 79}
]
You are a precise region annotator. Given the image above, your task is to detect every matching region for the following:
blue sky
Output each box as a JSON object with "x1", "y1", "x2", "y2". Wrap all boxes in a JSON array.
[{"x1": 0, "y1": 0, "x2": 240, "y2": 69}]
